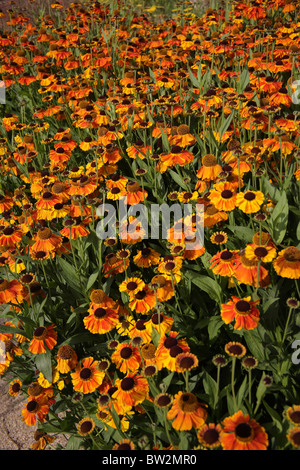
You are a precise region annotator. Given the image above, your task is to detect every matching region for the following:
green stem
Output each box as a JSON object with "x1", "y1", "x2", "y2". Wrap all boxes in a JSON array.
[
  {"x1": 214, "y1": 364, "x2": 220, "y2": 410},
  {"x1": 231, "y1": 357, "x2": 238, "y2": 411}
]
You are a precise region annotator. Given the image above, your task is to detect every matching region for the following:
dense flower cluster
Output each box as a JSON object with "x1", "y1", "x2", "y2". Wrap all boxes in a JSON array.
[{"x1": 0, "y1": 0, "x2": 299, "y2": 451}]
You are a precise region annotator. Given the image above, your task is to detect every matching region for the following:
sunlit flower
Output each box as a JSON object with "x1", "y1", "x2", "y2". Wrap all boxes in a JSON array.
[
  {"x1": 220, "y1": 410, "x2": 269, "y2": 450},
  {"x1": 71, "y1": 357, "x2": 105, "y2": 394},
  {"x1": 167, "y1": 391, "x2": 207, "y2": 431},
  {"x1": 221, "y1": 296, "x2": 261, "y2": 330},
  {"x1": 28, "y1": 325, "x2": 57, "y2": 354}
]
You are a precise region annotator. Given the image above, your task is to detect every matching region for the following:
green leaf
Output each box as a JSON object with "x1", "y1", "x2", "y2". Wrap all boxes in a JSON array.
[
  {"x1": 59, "y1": 331, "x2": 98, "y2": 346},
  {"x1": 218, "y1": 111, "x2": 234, "y2": 140},
  {"x1": 262, "y1": 399, "x2": 282, "y2": 431},
  {"x1": 188, "y1": 65, "x2": 202, "y2": 89},
  {"x1": 57, "y1": 257, "x2": 81, "y2": 291},
  {"x1": 185, "y1": 270, "x2": 222, "y2": 303},
  {"x1": 86, "y1": 270, "x2": 99, "y2": 292},
  {"x1": 203, "y1": 372, "x2": 217, "y2": 405},
  {"x1": 236, "y1": 375, "x2": 248, "y2": 408},
  {"x1": 178, "y1": 432, "x2": 189, "y2": 451},
  {"x1": 162, "y1": 372, "x2": 174, "y2": 391},
  {"x1": 237, "y1": 67, "x2": 249, "y2": 93},
  {"x1": 226, "y1": 389, "x2": 236, "y2": 416},
  {"x1": 160, "y1": 126, "x2": 171, "y2": 152},
  {"x1": 66, "y1": 436, "x2": 83, "y2": 450},
  {"x1": 227, "y1": 225, "x2": 255, "y2": 243},
  {"x1": 35, "y1": 349, "x2": 52, "y2": 383},
  {"x1": 169, "y1": 169, "x2": 189, "y2": 190},
  {"x1": 268, "y1": 191, "x2": 289, "y2": 244},
  {"x1": 0, "y1": 324, "x2": 29, "y2": 339},
  {"x1": 207, "y1": 315, "x2": 224, "y2": 341},
  {"x1": 261, "y1": 177, "x2": 281, "y2": 202},
  {"x1": 148, "y1": 67, "x2": 156, "y2": 83},
  {"x1": 243, "y1": 328, "x2": 266, "y2": 362}
]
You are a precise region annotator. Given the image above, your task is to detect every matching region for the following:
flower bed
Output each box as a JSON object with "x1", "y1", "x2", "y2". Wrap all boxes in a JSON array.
[{"x1": 0, "y1": 0, "x2": 299, "y2": 451}]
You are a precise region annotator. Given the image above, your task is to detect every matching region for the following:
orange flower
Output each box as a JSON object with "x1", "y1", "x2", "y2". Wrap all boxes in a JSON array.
[
  {"x1": 273, "y1": 247, "x2": 300, "y2": 279},
  {"x1": 112, "y1": 439, "x2": 135, "y2": 451},
  {"x1": 127, "y1": 140, "x2": 150, "y2": 160},
  {"x1": 197, "y1": 154, "x2": 222, "y2": 181},
  {"x1": 221, "y1": 296, "x2": 261, "y2": 330},
  {"x1": 30, "y1": 227, "x2": 62, "y2": 253},
  {"x1": 145, "y1": 312, "x2": 174, "y2": 337},
  {"x1": 112, "y1": 373, "x2": 149, "y2": 413},
  {"x1": 119, "y1": 277, "x2": 146, "y2": 299},
  {"x1": 149, "y1": 275, "x2": 175, "y2": 302},
  {"x1": 220, "y1": 410, "x2": 269, "y2": 450},
  {"x1": 67, "y1": 175, "x2": 98, "y2": 197},
  {"x1": 208, "y1": 182, "x2": 237, "y2": 212},
  {"x1": 102, "y1": 253, "x2": 128, "y2": 278},
  {"x1": 0, "y1": 226, "x2": 23, "y2": 248},
  {"x1": 287, "y1": 427, "x2": 300, "y2": 449},
  {"x1": 126, "y1": 316, "x2": 150, "y2": 344},
  {"x1": 155, "y1": 331, "x2": 190, "y2": 372},
  {"x1": 28, "y1": 325, "x2": 57, "y2": 354},
  {"x1": 83, "y1": 306, "x2": 119, "y2": 334},
  {"x1": 9, "y1": 378, "x2": 22, "y2": 397},
  {"x1": 71, "y1": 357, "x2": 105, "y2": 394},
  {"x1": 158, "y1": 145, "x2": 194, "y2": 173},
  {"x1": 210, "y1": 249, "x2": 239, "y2": 277},
  {"x1": 128, "y1": 286, "x2": 156, "y2": 314},
  {"x1": 125, "y1": 181, "x2": 147, "y2": 205},
  {"x1": 169, "y1": 124, "x2": 196, "y2": 148},
  {"x1": 234, "y1": 252, "x2": 270, "y2": 288},
  {"x1": 133, "y1": 247, "x2": 161, "y2": 268},
  {"x1": 0, "y1": 278, "x2": 24, "y2": 305},
  {"x1": 204, "y1": 203, "x2": 228, "y2": 228},
  {"x1": 167, "y1": 391, "x2": 207, "y2": 431},
  {"x1": 111, "y1": 342, "x2": 142, "y2": 374},
  {"x1": 22, "y1": 397, "x2": 50, "y2": 427},
  {"x1": 197, "y1": 423, "x2": 223, "y2": 449},
  {"x1": 30, "y1": 430, "x2": 56, "y2": 451},
  {"x1": 56, "y1": 344, "x2": 78, "y2": 374},
  {"x1": 236, "y1": 190, "x2": 265, "y2": 214},
  {"x1": 60, "y1": 217, "x2": 90, "y2": 240}
]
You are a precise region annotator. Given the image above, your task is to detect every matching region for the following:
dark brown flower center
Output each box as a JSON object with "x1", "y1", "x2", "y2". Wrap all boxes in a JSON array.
[
  {"x1": 178, "y1": 355, "x2": 195, "y2": 369},
  {"x1": 121, "y1": 377, "x2": 134, "y2": 391},
  {"x1": 235, "y1": 300, "x2": 251, "y2": 312},
  {"x1": 164, "y1": 261, "x2": 176, "y2": 271},
  {"x1": 221, "y1": 189, "x2": 233, "y2": 199},
  {"x1": 170, "y1": 345, "x2": 183, "y2": 357},
  {"x1": 220, "y1": 250, "x2": 233, "y2": 261},
  {"x1": 117, "y1": 443, "x2": 131, "y2": 450},
  {"x1": 27, "y1": 400, "x2": 38, "y2": 412},
  {"x1": 289, "y1": 410, "x2": 300, "y2": 424},
  {"x1": 80, "y1": 368, "x2": 92, "y2": 380},
  {"x1": 284, "y1": 247, "x2": 300, "y2": 262},
  {"x1": 203, "y1": 428, "x2": 219, "y2": 445},
  {"x1": 127, "y1": 281, "x2": 138, "y2": 291},
  {"x1": 93, "y1": 307, "x2": 107, "y2": 318},
  {"x1": 244, "y1": 191, "x2": 256, "y2": 201},
  {"x1": 12, "y1": 382, "x2": 21, "y2": 393},
  {"x1": 58, "y1": 345, "x2": 74, "y2": 359},
  {"x1": 3, "y1": 227, "x2": 14, "y2": 236},
  {"x1": 135, "y1": 290, "x2": 147, "y2": 300},
  {"x1": 80, "y1": 420, "x2": 93, "y2": 434},
  {"x1": 156, "y1": 394, "x2": 172, "y2": 407},
  {"x1": 254, "y1": 247, "x2": 268, "y2": 258},
  {"x1": 178, "y1": 392, "x2": 198, "y2": 412},
  {"x1": 33, "y1": 327, "x2": 46, "y2": 338},
  {"x1": 164, "y1": 337, "x2": 177, "y2": 349},
  {"x1": 120, "y1": 346, "x2": 133, "y2": 359},
  {"x1": 235, "y1": 422, "x2": 253, "y2": 440}
]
